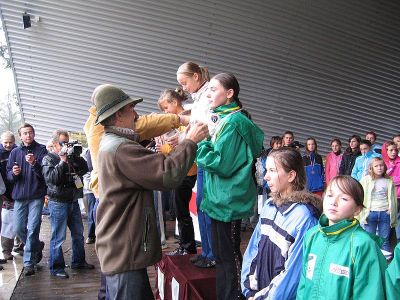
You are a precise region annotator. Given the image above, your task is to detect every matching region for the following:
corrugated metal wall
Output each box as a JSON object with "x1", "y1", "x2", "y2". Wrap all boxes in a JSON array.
[{"x1": 1, "y1": 0, "x2": 399, "y2": 153}]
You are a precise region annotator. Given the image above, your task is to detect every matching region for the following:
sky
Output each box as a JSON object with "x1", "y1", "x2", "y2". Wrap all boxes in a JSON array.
[{"x1": 0, "y1": 26, "x2": 16, "y2": 104}]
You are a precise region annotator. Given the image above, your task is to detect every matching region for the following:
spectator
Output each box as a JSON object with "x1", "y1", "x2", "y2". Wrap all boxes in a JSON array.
[
  {"x1": 383, "y1": 141, "x2": 400, "y2": 242},
  {"x1": 366, "y1": 130, "x2": 382, "y2": 154},
  {"x1": 81, "y1": 149, "x2": 96, "y2": 244},
  {"x1": 303, "y1": 137, "x2": 324, "y2": 196},
  {"x1": 93, "y1": 84, "x2": 208, "y2": 299},
  {"x1": 265, "y1": 135, "x2": 282, "y2": 156},
  {"x1": 282, "y1": 130, "x2": 294, "y2": 147},
  {"x1": 339, "y1": 135, "x2": 361, "y2": 175},
  {"x1": 42, "y1": 130, "x2": 94, "y2": 279},
  {"x1": 296, "y1": 176, "x2": 387, "y2": 300},
  {"x1": 351, "y1": 139, "x2": 381, "y2": 181},
  {"x1": 196, "y1": 73, "x2": 264, "y2": 300},
  {"x1": 6, "y1": 123, "x2": 47, "y2": 276},
  {"x1": 0, "y1": 131, "x2": 17, "y2": 262},
  {"x1": 242, "y1": 148, "x2": 320, "y2": 300},
  {"x1": 393, "y1": 134, "x2": 400, "y2": 155},
  {"x1": 359, "y1": 157, "x2": 397, "y2": 256},
  {"x1": 325, "y1": 138, "x2": 343, "y2": 185}
]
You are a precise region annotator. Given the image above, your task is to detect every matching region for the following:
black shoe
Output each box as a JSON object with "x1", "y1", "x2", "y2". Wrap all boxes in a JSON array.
[
  {"x1": 71, "y1": 262, "x2": 95, "y2": 270},
  {"x1": 0, "y1": 265, "x2": 3, "y2": 270},
  {"x1": 53, "y1": 270, "x2": 69, "y2": 279},
  {"x1": 34, "y1": 241, "x2": 45, "y2": 264},
  {"x1": 85, "y1": 237, "x2": 96, "y2": 244},
  {"x1": 194, "y1": 257, "x2": 216, "y2": 268},
  {"x1": 24, "y1": 266, "x2": 35, "y2": 276},
  {"x1": 0, "y1": 258, "x2": 7, "y2": 264},
  {"x1": 190, "y1": 254, "x2": 202, "y2": 263}
]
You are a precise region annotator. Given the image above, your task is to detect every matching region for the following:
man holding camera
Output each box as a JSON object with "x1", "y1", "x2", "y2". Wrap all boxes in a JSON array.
[
  {"x1": 42, "y1": 129, "x2": 94, "y2": 279},
  {"x1": 6, "y1": 123, "x2": 48, "y2": 276}
]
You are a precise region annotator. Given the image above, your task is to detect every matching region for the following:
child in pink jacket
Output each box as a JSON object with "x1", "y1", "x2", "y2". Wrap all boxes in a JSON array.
[
  {"x1": 384, "y1": 141, "x2": 400, "y2": 242},
  {"x1": 325, "y1": 138, "x2": 343, "y2": 185}
]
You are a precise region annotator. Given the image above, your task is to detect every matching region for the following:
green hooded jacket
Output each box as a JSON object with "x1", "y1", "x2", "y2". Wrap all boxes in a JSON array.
[
  {"x1": 296, "y1": 215, "x2": 387, "y2": 300},
  {"x1": 196, "y1": 102, "x2": 264, "y2": 222},
  {"x1": 386, "y1": 243, "x2": 400, "y2": 300}
]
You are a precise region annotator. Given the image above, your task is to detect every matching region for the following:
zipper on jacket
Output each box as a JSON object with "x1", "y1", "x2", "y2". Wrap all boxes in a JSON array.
[
  {"x1": 314, "y1": 242, "x2": 329, "y2": 299},
  {"x1": 143, "y1": 210, "x2": 150, "y2": 252}
]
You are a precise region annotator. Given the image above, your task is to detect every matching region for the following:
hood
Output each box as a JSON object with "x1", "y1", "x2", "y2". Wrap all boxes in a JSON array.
[{"x1": 272, "y1": 190, "x2": 323, "y2": 218}]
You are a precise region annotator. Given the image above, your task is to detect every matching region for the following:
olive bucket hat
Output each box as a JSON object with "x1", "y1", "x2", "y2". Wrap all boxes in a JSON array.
[{"x1": 94, "y1": 84, "x2": 143, "y2": 125}]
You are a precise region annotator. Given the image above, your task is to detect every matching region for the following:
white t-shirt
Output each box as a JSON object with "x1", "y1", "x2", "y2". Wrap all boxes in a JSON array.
[{"x1": 371, "y1": 178, "x2": 389, "y2": 211}]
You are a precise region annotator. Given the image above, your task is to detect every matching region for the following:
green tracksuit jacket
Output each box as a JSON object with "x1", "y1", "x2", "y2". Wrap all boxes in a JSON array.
[
  {"x1": 196, "y1": 102, "x2": 264, "y2": 222},
  {"x1": 386, "y1": 243, "x2": 400, "y2": 300},
  {"x1": 296, "y1": 215, "x2": 387, "y2": 300}
]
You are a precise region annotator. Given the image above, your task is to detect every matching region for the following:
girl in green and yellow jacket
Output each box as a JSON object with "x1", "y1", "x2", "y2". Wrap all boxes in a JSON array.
[
  {"x1": 296, "y1": 176, "x2": 387, "y2": 300},
  {"x1": 196, "y1": 73, "x2": 264, "y2": 300},
  {"x1": 359, "y1": 157, "x2": 397, "y2": 255}
]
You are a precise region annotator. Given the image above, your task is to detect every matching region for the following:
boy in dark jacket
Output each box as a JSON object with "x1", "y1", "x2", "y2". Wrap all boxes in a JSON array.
[{"x1": 6, "y1": 124, "x2": 47, "y2": 276}]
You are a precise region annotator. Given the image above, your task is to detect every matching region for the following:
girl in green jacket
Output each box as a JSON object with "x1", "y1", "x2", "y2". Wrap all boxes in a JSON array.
[
  {"x1": 296, "y1": 176, "x2": 387, "y2": 300},
  {"x1": 196, "y1": 73, "x2": 264, "y2": 300}
]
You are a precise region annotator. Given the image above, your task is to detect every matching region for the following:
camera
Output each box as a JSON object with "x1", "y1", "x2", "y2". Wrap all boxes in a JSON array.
[{"x1": 60, "y1": 140, "x2": 83, "y2": 160}]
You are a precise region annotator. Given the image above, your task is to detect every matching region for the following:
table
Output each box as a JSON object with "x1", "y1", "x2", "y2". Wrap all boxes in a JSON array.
[{"x1": 154, "y1": 254, "x2": 216, "y2": 300}]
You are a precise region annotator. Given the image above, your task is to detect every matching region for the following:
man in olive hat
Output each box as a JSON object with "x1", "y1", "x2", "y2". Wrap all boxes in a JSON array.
[{"x1": 93, "y1": 84, "x2": 208, "y2": 299}]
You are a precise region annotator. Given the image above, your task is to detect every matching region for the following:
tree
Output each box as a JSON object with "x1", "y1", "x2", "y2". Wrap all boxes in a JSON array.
[
  {"x1": 0, "y1": 25, "x2": 11, "y2": 68},
  {"x1": 0, "y1": 91, "x2": 22, "y2": 136}
]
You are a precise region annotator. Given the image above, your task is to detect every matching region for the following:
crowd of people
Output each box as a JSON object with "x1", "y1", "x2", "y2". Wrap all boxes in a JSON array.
[{"x1": 0, "y1": 60, "x2": 400, "y2": 300}]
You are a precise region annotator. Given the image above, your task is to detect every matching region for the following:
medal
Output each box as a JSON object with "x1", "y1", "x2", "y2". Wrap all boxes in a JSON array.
[{"x1": 311, "y1": 170, "x2": 315, "y2": 175}]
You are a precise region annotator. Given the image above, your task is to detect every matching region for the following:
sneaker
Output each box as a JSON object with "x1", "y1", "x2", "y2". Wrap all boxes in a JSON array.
[
  {"x1": 167, "y1": 247, "x2": 190, "y2": 256},
  {"x1": 71, "y1": 262, "x2": 95, "y2": 270},
  {"x1": 190, "y1": 254, "x2": 202, "y2": 264},
  {"x1": 0, "y1": 258, "x2": 7, "y2": 264},
  {"x1": 85, "y1": 237, "x2": 96, "y2": 244},
  {"x1": 4, "y1": 253, "x2": 13, "y2": 260},
  {"x1": 24, "y1": 266, "x2": 35, "y2": 276},
  {"x1": 34, "y1": 241, "x2": 45, "y2": 264},
  {"x1": 194, "y1": 257, "x2": 216, "y2": 268}
]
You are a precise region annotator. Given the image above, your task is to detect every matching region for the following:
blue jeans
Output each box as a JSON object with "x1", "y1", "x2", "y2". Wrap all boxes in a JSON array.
[
  {"x1": 48, "y1": 200, "x2": 86, "y2": 274},
  {"x1": 196, "y1": 168, "x2": 215, "y2": 260},
  {"x1": 86, "y1": 193, "x2": 96, "y2": 239},
  {"x1": 364, "y1": 210, "x2": 391, "y2": 252},
  {"x1": 14, "y1": 198, "x2": 44, "y2": 267}
]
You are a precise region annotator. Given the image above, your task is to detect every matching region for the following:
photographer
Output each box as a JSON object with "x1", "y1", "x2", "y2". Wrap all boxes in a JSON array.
[{"x1": 42, "y1": 130, "x2": 94, "y2": 279}]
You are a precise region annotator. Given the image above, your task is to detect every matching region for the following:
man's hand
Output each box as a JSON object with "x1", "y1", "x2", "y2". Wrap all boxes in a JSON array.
[
  {"x1": 178, "y1": 114, "x2": 190, "y2": 126},
  {"x1": 186, "y1": 123, "x2": 209, "y2": 143},
  {"x1": 12, "y1": 165, "x2": 21, "y2": 176},
  {"x1": 25, "y1": 153, "x2": 36, "y2": 166},
  {"x1": 59, "y1": 145, "x2": 68, "y2": 162},
  {"x1": 166, "y1": 133, "x2": 179, "y2": 148}
]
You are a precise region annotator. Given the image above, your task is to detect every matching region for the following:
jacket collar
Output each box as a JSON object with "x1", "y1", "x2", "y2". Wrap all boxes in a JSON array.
[
  {"x1": 266, "y1": 190, "x2": 322, "y2": 218},
  {"x1": 318, "y1": 214, "x2": 358, "y2": 236},
  {"x1": 20, "y1": 140, "x2": 39, "y2": 150},
  {"x1": 104, "y1": 126, "x2": 140, "y2": 142},
  {"x1": 213, "y1": 102, "x2": 241, "y2": 117}
]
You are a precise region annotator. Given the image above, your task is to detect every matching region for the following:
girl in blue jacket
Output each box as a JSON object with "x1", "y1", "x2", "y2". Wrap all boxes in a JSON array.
[
  {"x1": 241, "y1": 148, "x2": 321, "y2": 300},
  {"x1": 302, "y1": 137, "x2": 324, "y2": 196}
]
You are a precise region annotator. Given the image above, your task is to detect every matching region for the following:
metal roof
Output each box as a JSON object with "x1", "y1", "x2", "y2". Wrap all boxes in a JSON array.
[{"x1": 1, "y1": 0, "x2": 400, "y2": 152}]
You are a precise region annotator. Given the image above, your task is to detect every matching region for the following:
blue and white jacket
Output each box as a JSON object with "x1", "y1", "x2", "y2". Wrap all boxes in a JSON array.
[
  {"x1": 241, "y1": 191, "x2": 321, "y2": 300},
  {"x1": 351, "y1": 150, "x2": 381, "y2": 181}
]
